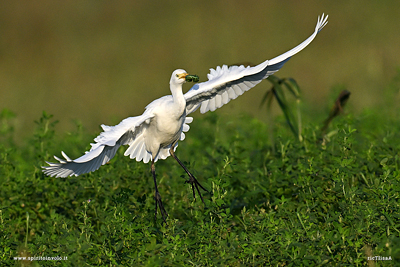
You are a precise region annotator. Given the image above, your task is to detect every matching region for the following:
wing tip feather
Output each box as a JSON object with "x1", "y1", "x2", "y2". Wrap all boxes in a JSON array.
[{"x1": 317, "y1": 13, "x2": 329, "y2": 32}]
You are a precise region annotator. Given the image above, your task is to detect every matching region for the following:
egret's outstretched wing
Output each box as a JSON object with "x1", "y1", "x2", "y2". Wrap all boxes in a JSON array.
[
  {"x1": 42, "y1": 109, "x2": 194, "y2": 178},
  {"x1": 42, "y1": 112, "x2": 155, "y2": 178},
  {"x1": 185, "y1": 14, "x2": 328, "y2": 114}
]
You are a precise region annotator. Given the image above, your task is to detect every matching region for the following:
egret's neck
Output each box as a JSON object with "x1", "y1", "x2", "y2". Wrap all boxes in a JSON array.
[{"x1": 170, "y1": 83, "x2": 186, "y2": 114}]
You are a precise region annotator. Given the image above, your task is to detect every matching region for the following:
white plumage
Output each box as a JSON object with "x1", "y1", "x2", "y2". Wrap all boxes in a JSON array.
[{"x1": 42, "y1": 14, "x2": 328, "y2": 221}]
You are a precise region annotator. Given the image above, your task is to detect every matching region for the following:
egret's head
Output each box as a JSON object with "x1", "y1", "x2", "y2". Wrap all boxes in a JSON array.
[{"x1": 170, "y1": 69, "x2": 188, "y2": 85}]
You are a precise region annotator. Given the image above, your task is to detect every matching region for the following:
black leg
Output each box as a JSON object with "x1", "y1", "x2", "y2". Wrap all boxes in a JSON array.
[
  {"x1": 151, "y1": 159, "x2": 168, "y2": 223},
  {"x1": 169, "y1": 146, "x2": 209, "y2": 204}
]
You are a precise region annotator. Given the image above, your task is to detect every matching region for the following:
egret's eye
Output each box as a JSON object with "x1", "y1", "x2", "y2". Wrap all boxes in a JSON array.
[{"x1": 176, "y1": 74, "x2": 179, "y2": 78}]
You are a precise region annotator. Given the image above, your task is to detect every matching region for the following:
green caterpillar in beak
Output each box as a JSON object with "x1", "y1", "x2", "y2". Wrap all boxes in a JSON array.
[{"x1": 185, "y1": 75, "x2": 199, "y2": 83}]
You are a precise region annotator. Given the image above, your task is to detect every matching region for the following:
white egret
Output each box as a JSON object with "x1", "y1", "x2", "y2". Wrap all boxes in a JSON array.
[{"x1": 43, "y1": 14, "x2": 328, "y2": 221}]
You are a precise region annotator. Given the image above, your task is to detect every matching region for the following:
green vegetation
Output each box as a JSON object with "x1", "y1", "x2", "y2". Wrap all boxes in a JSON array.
[
  {"x1": 262, "y1": 75, "x2": 303, "y2": 142},
  {"x1": 1, "y1": 71, "x2": 400, "y2": 266}
]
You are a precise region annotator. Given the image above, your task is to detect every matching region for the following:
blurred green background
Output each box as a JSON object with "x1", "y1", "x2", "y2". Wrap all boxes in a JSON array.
[{"x1": 1, "y1": 1, "x2": 399, "y2": 141}]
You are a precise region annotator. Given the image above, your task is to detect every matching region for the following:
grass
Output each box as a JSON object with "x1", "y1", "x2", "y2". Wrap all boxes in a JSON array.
[{"x1": 1, "y1": 74, "x2": 400, "y2": 266}]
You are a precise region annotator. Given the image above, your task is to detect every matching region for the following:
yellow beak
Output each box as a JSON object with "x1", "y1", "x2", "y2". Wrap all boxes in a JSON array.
[{"x1": 177, "y1": 73, "x2": 189, "y2": 79}]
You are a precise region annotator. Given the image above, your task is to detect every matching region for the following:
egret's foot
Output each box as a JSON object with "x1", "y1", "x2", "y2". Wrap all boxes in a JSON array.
[
  {"x1": 168, "y1": 147, "x2": 210, "y2": 205},
  {"x1": 185, "y1": 175, "x2": 209, "y2": 204},
  {"x1": 155, "y1": 191, "x2": 168, "y2": 224}
]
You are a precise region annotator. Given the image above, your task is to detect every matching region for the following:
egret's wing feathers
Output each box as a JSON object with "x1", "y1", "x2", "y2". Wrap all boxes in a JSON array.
[
  {"x1": 42, "y1": 112, "x2": 155, "y2": 177},
  {"x1": 185, "y1": 59, "x2": 289, "y2": 114},
  {"x1": 185, "y1": 14, "x2": 328, "y2": 115},
  {"x1": 43, "y1": 144, "x2": 121, "y2": 177}
]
